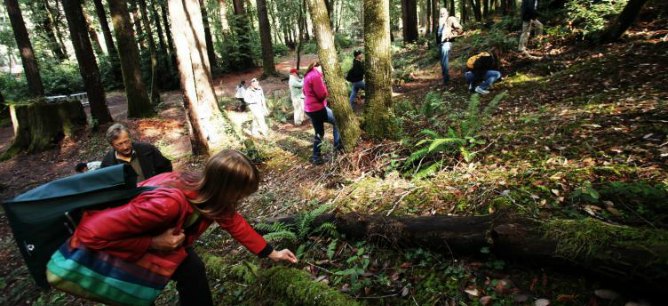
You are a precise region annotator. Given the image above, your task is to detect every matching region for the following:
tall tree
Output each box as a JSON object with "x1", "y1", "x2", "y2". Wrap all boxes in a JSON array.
[
  {"x1": 128, "y1": 0, "x2": 145, "y2": 49},
  {"x1": 600, "y1": 0, "x2": 649, "y2": 42},
  {"x1": 256, "y1": 0, "x2": 276, "y2": 76},
  {"x1": 231, "y1": 0, "x2": 254, "y2": 69},
  {"x1": 363, "y1": 0, "x2": 397, "y2": 139},
  {"x1": 5, "y1": 0, "x2": 44, "y2": 96},
  {"x1": 471, "y1": 0, "x2": 482, "y2": 21},
  {"x1": 62, "y1": 0, "x2": 113, "y2": 124},
  {"x1": 92, "y1": 0, "x2": 122, "y2": 83},
  {"x1": 168, "y1": 0, "x2": 241, "y2": 155},
  {"x1": 108, "y1": 0, "x2": 154, "y2": 117},
  {"x1": 46, "y1": 0, "x2": 70, "y2": 58},
  {"x1": 431, "y1": 0, "x2": 438, "y2": 36},
  {"x1": 83, "y1": 9, "x2": 104, "y2": 55},
  {"x1": 138, "y1": 0, "x2": 161, "y2": 104},
  {"x1": 426, "y1": 0, "x2": 432, "y2": 35},
  {"x1": 401, "y1": 0, "x2": 418, "y2": 43},
  {"x1": 218, "y1": 0, "x2": 230, "y2": 32},
  {"x1": 199, "y1": 0, "x2": 217, "y2": 72},
  {"x1": 305, "y1": 0, "x2": 360, "y2": 151},
  {"x1": 27, "y1": 1, "x2": 67, "y2": 60},
  {"x1": 159, "y1": 3, "x2": 175, "y2": 54}
]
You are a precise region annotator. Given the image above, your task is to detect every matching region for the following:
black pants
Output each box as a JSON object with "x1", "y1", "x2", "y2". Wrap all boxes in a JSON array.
[{"x1": 171, "y1": 248, "x2": 214, "y2": 306}]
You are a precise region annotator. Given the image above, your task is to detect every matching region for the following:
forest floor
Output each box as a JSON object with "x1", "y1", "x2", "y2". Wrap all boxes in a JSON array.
[{"x1": 1, "y1": 15, "x2": 667, "y2": 306}]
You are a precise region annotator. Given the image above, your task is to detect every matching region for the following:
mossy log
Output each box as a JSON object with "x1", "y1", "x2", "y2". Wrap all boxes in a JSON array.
[
  {"x1": 4, "y1": 100, "x2": 86, "y2": 157},
  {"x1": 259, "y1": 213, "x2": 668, "y2": 292},
  {"x1": 201, "y1": 254, "x2": 360, "y2": 306}
]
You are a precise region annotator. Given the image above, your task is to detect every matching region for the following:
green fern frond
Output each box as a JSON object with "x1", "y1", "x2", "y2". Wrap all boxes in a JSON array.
[
  {"x1": 414, "y1": 160, "x2": 444, "y2": 179},
  {"x1": 327, "y1": 239, "x2": 338, "y2": 260},
  {"x1": 314, "y1": 222, "x2": 339, "y2": 238},
  {"x1": 428, "y1": 138, "x2": 466, "y2": 153}
]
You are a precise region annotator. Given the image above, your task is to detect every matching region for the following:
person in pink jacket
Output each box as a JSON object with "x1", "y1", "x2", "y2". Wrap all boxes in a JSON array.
[{"x1": 302, "y1": 61, "x2": 342, "y2": 165}]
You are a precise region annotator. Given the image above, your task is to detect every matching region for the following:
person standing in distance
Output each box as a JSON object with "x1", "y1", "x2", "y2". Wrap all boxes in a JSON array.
[
  {"x1": 518, "y1": 0, "x2": 543, "y2": 53},
  {"x1": 436, "y1": 8, "x2": 463, "y2": 85}
]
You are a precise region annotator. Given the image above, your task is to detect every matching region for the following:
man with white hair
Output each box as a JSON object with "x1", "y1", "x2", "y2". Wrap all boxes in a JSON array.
[
  {"x1": 244, "y1": 78, "x2": 270, "y2": 137},
  {"x1": 436, "y1": 8, "x2": 462, "y2": 85}
]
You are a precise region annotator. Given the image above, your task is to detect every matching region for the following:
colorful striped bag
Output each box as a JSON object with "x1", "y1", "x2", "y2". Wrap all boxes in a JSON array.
[{"x1": 46, "y1": 236, "x2": 177, "y2": 306}]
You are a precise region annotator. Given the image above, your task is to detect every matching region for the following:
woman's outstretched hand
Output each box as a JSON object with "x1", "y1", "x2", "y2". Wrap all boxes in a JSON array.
[{"x1": 268, "y1": 249, "x2": 298, "y2": 263}]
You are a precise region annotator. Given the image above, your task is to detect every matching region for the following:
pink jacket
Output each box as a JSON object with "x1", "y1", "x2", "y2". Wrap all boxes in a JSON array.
[{"x1": 303, "y1": 69, "x2": 328, "y2": 112}]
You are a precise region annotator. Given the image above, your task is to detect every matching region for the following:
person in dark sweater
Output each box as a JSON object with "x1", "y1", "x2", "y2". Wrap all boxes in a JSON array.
[
  {"x1": 345, "y1": 50, "x2": 366, "y2": 108},
  {"x1": 518, "y1": 0, "x2": 543, "y2": 52},
  {"x1": 100, "y1": 123, "x2": 173, "y2": 182}
]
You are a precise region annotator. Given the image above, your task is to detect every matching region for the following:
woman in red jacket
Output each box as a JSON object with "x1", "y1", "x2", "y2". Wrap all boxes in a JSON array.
[
  {"x1": 302, "y1": 61, "x2": 342, "y2": 165},
  {"x1": 72, "y1": 150, "x2": 297, "y2": 305}
]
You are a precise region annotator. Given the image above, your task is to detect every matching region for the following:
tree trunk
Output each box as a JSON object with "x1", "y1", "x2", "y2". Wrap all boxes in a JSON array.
[
  {"x1": 218, "y1": 0, "x2": 230, "y2": 32},
  {"x1": 426, "y1": 0, "x2": 431, "y2": 35},
  {"x1": 150, "y1": 0, "x2": 172, "y2": 76},
  {"x1": 82, "y1": 9, "x2": 104, "y2": 56},
  {"x1": 4, "y1": 100, "x2": 87, "y2": 157},
  {"x1": 45, "y1": 0, "x2": 70, "y2": 59},
  {"x1": 295, "y1": 0, "x2": 305, "y2": 69},
  {"x1": 460, "y1": 0, "x2": 467, "y2": 24},
  {"x1": 483, "y1": 0, "x2": 489, "y2": 18},
  {"x1": 256, "y1": 0, "x2": 276, "y2": 76},
  {"x1": 138, "y1": 0, "x2": 161, "y2": 104},
  {"x1": 401, "y1": 0, "x2": 418, "y2": 43},
  {"x1": 363, "y1": 0, "x2": 397, "y2": 139},
  {"x1": 128, "y1": 0, "x2": 146, "y2": 50},
  {"x1": 108, "y1": 0, "x2": 154, "y2": 118},
  {"x1": 168, "y1": 0, "x2": 241, "y2": 155},
  {"x1": 600, "y1": 0, "x2": 649, "y2": 43},
  {"x1": 432, "y1": 0, "x2": 439, "y2": 39},
  {"x1": 471, "y1": 0, "x2": 482, "y2": 21},
  {"x1": 232, "y1": 0, "x2": 245, "y2": 14},
  {"x1": 259, "y1": 213, "x2": 668, "y2": 292},
  {"x1": 305, "y1": 0, "x2": 361, "y2": 151},
  {"x1": 62, "y1": 0, "x2": 113, "y2": 125},
  {"x1": 199, "y1": 0, "x2": 218, "y2": 72},
  {"x1": 5, "y1": 0, "x2": 44, "y2": 97},
  {"x1": 28, "y1": 1, "x2": 67, "y2": 61},
  {"x1": 159, "y1": 4, "x2": 175, "y2": 55},
  {"x1": 93, "y1": 0, "x2": 122, "y2": 83}
]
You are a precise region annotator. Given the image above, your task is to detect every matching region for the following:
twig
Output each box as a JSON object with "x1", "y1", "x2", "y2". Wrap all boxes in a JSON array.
[
  {"x1": 356, "y1": 293, "x2": 400, "y2": 299},
  {"x1": 305, "y1": 261, "x2": 336, "y2": 275},
  {"x1": 386, "y1": 188, "x2": 420, "y2": 216}
]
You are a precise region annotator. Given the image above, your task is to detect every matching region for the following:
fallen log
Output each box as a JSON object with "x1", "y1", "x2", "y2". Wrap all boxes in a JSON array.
[{"x1": 257, "y1": 213, "x2": 668, "y2": 292}]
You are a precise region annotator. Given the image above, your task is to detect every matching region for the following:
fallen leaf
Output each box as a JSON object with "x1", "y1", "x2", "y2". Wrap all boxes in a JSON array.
[
  {"x1": 464, "y1": 287, "x2": 480, "y2": 297},
  {"x1": 480, "y1": 296, "x2": 493, "y2": 305}
]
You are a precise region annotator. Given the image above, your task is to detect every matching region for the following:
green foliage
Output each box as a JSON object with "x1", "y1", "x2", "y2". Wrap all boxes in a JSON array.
[
  {"x1": 260, "y1": 267, "x2": 361, "y2": 306},
  {"x1": 302, "y1": 41, "x2": 318, "y2": 54},
  {"x1": 334, "y1": 34, "x2": 353, "y2": 50},
  {"x1": 273, "y1": 43, "x2": 290, "y2": 57},
  {"x1": 219, "y1": 14, "x2": 258, "y2": 71},
  {"x1": 405, "y1": 92, "x2": 507, "y2": 177},
  {"x1": 566, "y1": 0, "x2": 628, "y2": 40},
  {"x1": 259, "y1": 202, "x2": 337, "y2": 245}
]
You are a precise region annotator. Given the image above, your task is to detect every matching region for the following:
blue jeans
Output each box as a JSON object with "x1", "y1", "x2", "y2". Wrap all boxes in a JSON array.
[
  {"x1": 349, "y1": 80, "x2": 365, "y2": 107},
  {"x1": 439, "y1": 42, "x2": 452, "y2": 83},
  {"x1": 465, "y1": 70, "x2": 502, "y2": 90},
  {"x1": 305, "y1": 107, "x2": 341, "y2": 159}
]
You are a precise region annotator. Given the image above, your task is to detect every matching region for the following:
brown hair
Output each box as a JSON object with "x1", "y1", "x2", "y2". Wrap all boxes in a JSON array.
[
  {"x1": 306, "y1": 61, "x2": 320, "y2": 74},
  {"x1": 185, "y1": 150, "x2": 260, "y2": 219}
]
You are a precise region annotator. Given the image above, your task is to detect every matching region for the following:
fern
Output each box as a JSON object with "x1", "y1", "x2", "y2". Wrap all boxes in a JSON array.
[
  {"x1": 255, "y1": 222, "x2": 291, "y2": 233},
  {"x1": 313, "y1": 222, "x2": 339, "y2": 238},
  {"x1": 327, "y1": 239, "x2": 338, "y2": 260}
]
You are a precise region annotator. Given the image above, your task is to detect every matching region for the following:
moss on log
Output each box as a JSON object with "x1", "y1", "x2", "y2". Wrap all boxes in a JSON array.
[
  {"x1": 201, "y1": 253, "x2": 359, "y2": 306},
  {"x1": 3, "y1": 99, "x2": 86, "y2": 159}
]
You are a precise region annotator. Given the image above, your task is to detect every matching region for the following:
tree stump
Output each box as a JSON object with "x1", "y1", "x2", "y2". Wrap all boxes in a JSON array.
[{"x1": 4, "y1": 99, "x2": 86, "y2": 158}]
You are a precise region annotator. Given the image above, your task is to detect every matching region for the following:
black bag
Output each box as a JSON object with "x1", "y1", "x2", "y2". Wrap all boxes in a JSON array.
[{"x1": 1, "y1": 164, "x2": 153, "y2": 287}]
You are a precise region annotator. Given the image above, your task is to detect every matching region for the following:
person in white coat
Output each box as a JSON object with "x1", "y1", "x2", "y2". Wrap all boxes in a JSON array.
[
  {"x1": 243, "y1": 78, "x2": 270, "y2": 137},
  {"x1": 288, "y1": 68, "x2": 305, "y2": 125}
]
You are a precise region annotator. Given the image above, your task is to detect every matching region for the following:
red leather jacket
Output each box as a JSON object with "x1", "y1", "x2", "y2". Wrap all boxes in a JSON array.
[{"x1": 73, "y1": 172, "x2": 271, "y2": 267}]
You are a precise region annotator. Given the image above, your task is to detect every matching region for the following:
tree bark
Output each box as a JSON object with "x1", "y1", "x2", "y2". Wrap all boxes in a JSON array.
[
  {"x1": 425, "y1": 0, "x2": 431, "y2": 35},
  {"x1": 82, "y1": 8, "x2": 105, "y2": 56},
  {"x1": 259, "y1": 213, "x2": 668, "y2": 292},
  {"x1": 471, "y1": 0, "x2": 482, "y2": 21},
  {"x1": 108, "y1": 0, "x2": 154, "y2": 118},
  {"x1": 256, "y1": 0, "x2": 276, "y2": 76},
  {"x1": 138, "y1": 0, "x2": 161, "y2": 104},
  {"x1": 160, "y1": 4, "x2": 176, "y2": 55},
  {"x1": 128, "y1": 0, "x2": 146, "y2": 50},
  {"x1": 168, "y1": 0, "x2": 242, "y2": 155},
  {"x1": 232, "y1": 0, "x2": 245, "y2": 14},
  {"x1": 305, "y1": 0, "x2": 361, "y2": 151},
  {"x1": 5, "y1": 100, "x2": 87, "y2": 156},
  {"x1": 62, "y1": 0, "x2": 113, "y2": 125},
  {"x1": 199, "y1": 0, "x2": 218, "y2": 72},
  {"x1": 431, "y1": 0, "x2": 439, "y2": 39},
  {"x1": 363, "y1": 0, "x2": 397, "y2": 139},
  {"x1": 460, "y1": 0, "x2": 467, "y2": 24},
  {"x1": 5, "y1": 0, "x2": 45, "y2": 97},
  {"x1": 93, "y1": 0, "x2": 122, "y2": 83},
  {"x1": 600, "y1": 0, "x2": 649, "y2": 43},
  {"x1": 45, "y1": 0, "x2": 70, "y2": 59},
  {"x1": 401, "y1": 0, "x2": 418, "y2": 43}
]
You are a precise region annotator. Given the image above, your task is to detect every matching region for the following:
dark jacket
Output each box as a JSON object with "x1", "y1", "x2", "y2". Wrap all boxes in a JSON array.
[
  {"x1": 346, "y1": 59, "x2": 364, "y2": 83},
  {"x1": 100, "y1": 142, "x2": 172, "y2": 180},
  {"x1": 521, "y1": 0, "x2": 539, "y2": 21}
]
